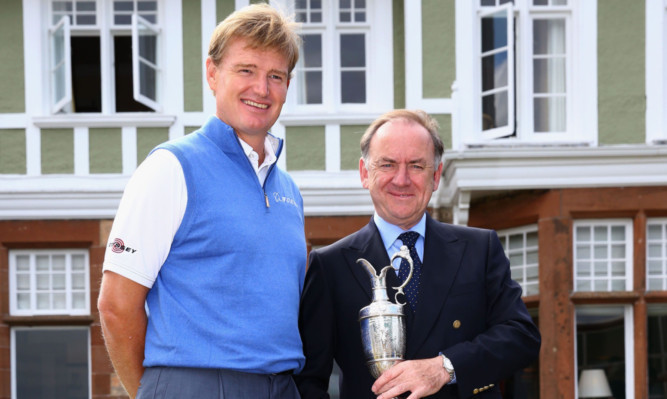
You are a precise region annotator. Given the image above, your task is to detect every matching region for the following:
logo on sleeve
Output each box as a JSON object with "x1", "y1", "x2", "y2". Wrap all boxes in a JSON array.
[{"x1": 109, "y1": 238, "x2": 137, "y2": 254}]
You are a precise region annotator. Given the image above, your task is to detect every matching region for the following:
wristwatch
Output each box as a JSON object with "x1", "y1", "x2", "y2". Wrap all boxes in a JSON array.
[{"x1": 440, "y1": 354, "x2": 455, "y2": 381}]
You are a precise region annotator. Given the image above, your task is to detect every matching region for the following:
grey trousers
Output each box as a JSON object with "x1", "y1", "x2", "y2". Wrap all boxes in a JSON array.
[{"x1": 135, "y1": 367, "x2": 300, "y2": 399}]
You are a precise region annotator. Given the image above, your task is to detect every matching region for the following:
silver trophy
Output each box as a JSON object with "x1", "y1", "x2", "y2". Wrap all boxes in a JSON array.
[{"x1": 357, "y1": 246, "x2": 413, "y2": 378}]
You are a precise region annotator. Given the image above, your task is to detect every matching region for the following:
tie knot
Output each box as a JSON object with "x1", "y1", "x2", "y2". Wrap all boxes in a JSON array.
[{"x1": 398, "y1": 231, "x2": 420, "y2": 248}]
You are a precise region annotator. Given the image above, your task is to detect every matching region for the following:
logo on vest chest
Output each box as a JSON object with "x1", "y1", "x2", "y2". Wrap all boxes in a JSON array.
[{"x1": 273, "y1": 192, "x2": 298, "y2": 208}]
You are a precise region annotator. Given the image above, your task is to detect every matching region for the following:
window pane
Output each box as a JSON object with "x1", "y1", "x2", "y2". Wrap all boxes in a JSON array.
[
  {"x1": 303, "y1": 34, "x2": 322, "y2": 68},
  {"x1": 53, "y1": 255, "x2": 66, "y2": 271},
  {"x1": 37, "y1": 293, "x2": 50, "y2": 309},
  {"x1": 482, "y1": 91, "x2": 509, "y2": 130},
  {"x1": 481, "y1": 13, "x2": 508, "y2": 53},
  {"x1": 75, "y1": 14, "x2": 95, "y2": 25},
  {"x1": 576, "y1": 245, "x2": 590, "y2": 260},
  {"x1": 648, "y1": 224, "x2": 663, "y2": 239},
  {"x1": 534, "y1": 97, "x2": 565, "y2": 132},
  {"x1": 577, "y1": 261, "x2": 590, "y2": 277},
  {"x1": 339, "y1": 11, "x2": 351, "y2": 22},
  {"x1": 37, "y1": 274, "x2": 50, "y2": 290},
  {"x1": 649, "y1": 243, "x2": 662, "y2": 258},
  {"x1": 533, "y1": 19, "x2": 565, "y2": 55},
  {"x1": 53, "y1": 273, "x2": 66, "y2": 290},
  {"x1": 648, "y1": 260, "x2": 663, "y2": 275},
  {"x1": 355, "y1": 12, "x2": 365, "y2": 22},
  {"x1": 340, "y1": 34, "x2": 365, "y2": 67},
  {"x1": 76, "y1": 1, "x2": 95, "y2": 11},
  {"x1": 577, "y1": 226, "x2": 591, "y2": 241},
  {"x1": 17, "y1": 274, "x2": 30, "y2": 290},
  {"x1": 53, "y1": 1, "x2": 73, "y2": 12},
  {"x1": 533, "y1": 0, "x2": 548, "y2": 4},
  {"x1": 114, "y1": 1, "x2": 133, "y2": 11},
  {"x1": 73, "y1": 292, "x2": 86, "y2": 309},
  {"x1": 140, "y1": 62, "x2": 157, "y2": 100},
  {"x1": 304, "y1": 71, "x2": 323, "y2": 103},
  {"x1": 533, "y1": 58, "x2": 565, "y2": 93},
  {"x1": 647, "y1": 313, "x2": 667, "y2": 398},
  {"x1": 72, "y1": 254, "x2": 85, "y2": 270},
  {"x1": 341, "y1": 71, "x2": 366, "y2": 103},
  {"x1": 15, "y1": 329, "x2": 89, "y2": 399},
  {"x1": 72, "y1": 273, "x2": 86, "y2": 289},
  {"x1": 139, "y1": 35, "x2": 157, "y2": 65},
  {"x1": 17, "y1": 293, "x2": 30, "y2": 309},
  {"x1": 17, "y1": 255, "x2": 30, "y2": 271},
  {"x1": 482, "y1": 52, "x2": 508, "y2": 92},
  {"x1": 138, "y1": 1, "x2": 157, "y2": 11},
  {"x1": 115, "y1": 14, "x2": 131, "y2": 25}
]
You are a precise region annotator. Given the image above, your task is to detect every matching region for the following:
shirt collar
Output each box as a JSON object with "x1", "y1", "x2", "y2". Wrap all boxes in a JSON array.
[
  {"x1": 373, "y1": 213, "x2": 427, "y2": 252},
  {"x1": 237, "y1": 134, "x2": 278, "y2": 168}
]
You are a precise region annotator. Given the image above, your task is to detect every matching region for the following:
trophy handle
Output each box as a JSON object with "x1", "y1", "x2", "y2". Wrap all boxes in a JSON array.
[{"x1": 390, "y1": 245, "x2": 413, "y2": 304}]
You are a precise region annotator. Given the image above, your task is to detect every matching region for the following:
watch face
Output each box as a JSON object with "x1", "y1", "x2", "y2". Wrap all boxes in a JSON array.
[{"x1": 443, "y1": 357, "x2": 454, "y2": 371}]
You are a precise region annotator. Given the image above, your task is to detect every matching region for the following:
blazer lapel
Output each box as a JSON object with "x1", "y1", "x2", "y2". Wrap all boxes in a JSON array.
[
  {"x1": 406, "y1": 215, "x2": 467, "y2": 358},
  {"x1": 341, "y1": 220, "x2": 393, "y2": 303}
]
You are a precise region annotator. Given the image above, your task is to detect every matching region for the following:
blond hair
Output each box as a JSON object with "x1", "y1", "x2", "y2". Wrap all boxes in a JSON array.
[
  {"x1": 361, "y1": 109, "x2": 444, "y2": 167},
  {"x1": 208, "y1": 3, "x2": 301, "y2": 75}
]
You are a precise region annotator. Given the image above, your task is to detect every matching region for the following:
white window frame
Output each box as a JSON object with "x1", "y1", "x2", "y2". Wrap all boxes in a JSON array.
[
  {"x1": 647, "y1": 218, "x2": 667, "y2": 291},
  {"x1": 47, "y1": 0, "x2": 163, "y2": 114},
  {"x1": 497, "y1": 224, "x2": 539, "y2": 296},
  {"x1": 9, "y1": 249, "x2": 91, "y2": 316},
  {"x1": 478, "y1": 3, "x2": 515, "y2": 140},
  {"x1": 573, "y1": 219, "x2": 633, "y2": 292},
  {"x1": 132, "y1": 14, "x2": 161, "y2": 111},
  {"x1": 646, "y1": 0, "x2": 667, "y2": 143},
  {"x1": 281, "y1": 0, "x2": 393, "y2": 117},
  {"x1": 11, "y1": 326, "x2": 91, "y2": 399},
  {"x1": 453, "y1": 0, "x2": 597, "y2": 149},
  {"x1": 574, "y1": 305, "x2": 635, "y2": 399},
  {"x1": 49, "y1": 16, "x2": 73, "y2": 114}
]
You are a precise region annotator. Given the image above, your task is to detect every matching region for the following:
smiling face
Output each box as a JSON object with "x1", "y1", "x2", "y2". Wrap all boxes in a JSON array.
[
  {"x1": 360, "y1": 119, "x2": 443, "y2": 230},
  {"x1": 206, "y1": 37, "x2": 290, "y2": 145}
]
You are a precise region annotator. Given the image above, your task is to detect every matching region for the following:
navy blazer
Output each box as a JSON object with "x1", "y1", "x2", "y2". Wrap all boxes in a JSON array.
[{"x1": 295, "y1": 214, "x2": 541, "y2": 399}]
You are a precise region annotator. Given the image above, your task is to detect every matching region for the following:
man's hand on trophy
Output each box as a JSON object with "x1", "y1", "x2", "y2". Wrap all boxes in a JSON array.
[{"x1": 372, "y1": 356, "x2": 449, "y2": 399}]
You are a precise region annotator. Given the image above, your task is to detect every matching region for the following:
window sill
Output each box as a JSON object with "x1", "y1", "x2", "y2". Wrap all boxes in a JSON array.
[
  {"x1": 570, "y1": 291, "x2": 641, "y2": 304},
  {"x1": 3, "y1": 315, "x2": 94, "y2": 326},
  {"x1": 33, "y1": 113, "x2": 176, "y2": 128}
]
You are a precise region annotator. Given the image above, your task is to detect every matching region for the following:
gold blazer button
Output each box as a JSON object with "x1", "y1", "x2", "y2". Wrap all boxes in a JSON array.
[{"x1": 453, "y1": 320, "x2": 461, "y2": 329}]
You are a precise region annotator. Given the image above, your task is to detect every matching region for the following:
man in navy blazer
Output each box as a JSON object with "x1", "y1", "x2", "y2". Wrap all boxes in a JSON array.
[{"x1": 295, "y1": 109, "x2": 541, "y2": 398}]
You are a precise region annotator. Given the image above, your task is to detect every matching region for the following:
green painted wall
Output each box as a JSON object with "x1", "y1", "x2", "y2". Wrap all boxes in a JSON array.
[
  {"x1": 393, "y1": 0, "x2": 406, "y2": 109},
  {"x1": 217, "y1": 0, "x2": 236, "y2": 24},
  {"x1": 89, "y1": 128, "x2": 122, "y2": 173},
  {"x1": 183, "y1": 0, "x2": 203, "y2": 112},
  {"x1": 0, "y1": 0, "x2": 25, "y2": 113},
  {"x1": 0, "y1": 129, "x2": 26, "y2": 174},
  {"x1": 286, "y1": 126, "x2": 325, "y2": 170},
  {"x1": 598, "y1": 0, "x2": 645, "y2": 145},
  {"x1": 432, "y1": 114, "x2": 452, "y2": 149},
  {"x1": 422, "y1": 0, "x2": 455, "y2": 99},
  {"x1": 137, "y1": 127, "x2": 169, "y2": 164},
  {"x1": 185, "y1": 126, "x2": 200, "y2": 135},
  {"x1": 41, "y1": 129, "x2": 74, "y2": 174},
  {"x1": 340, "y1": 125, "x2": 367, "y2": 170}
]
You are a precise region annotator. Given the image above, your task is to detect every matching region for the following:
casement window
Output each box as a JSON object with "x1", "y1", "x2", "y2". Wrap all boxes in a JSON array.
[
  {"x1": 452, "y1": 0, "x2": 596, "y2": 147},
  {"x1": 48, "y1": 0, "x2": 161, "y2": 114},
  {"x1": 478, "y1": 0, "x2": 570, "y2": 139},
  {"x1": 497, "y1": 225, "x2": 539, "y2": 296},
  {"x1": 11, "y1": 327, "x2": 90, "y2": 398},
  {"x1": 9, "y1": 249, "x2": 90, "y2": 316},
  {"x1": 573, "y1": 220, "x2": 633, "y2": 292},
  {"x1": 647, "y1": 219, "x2": 667, "y2": 291},
  {"x1": 284, "y1": 0, "x2": 392, "y2": 114}
]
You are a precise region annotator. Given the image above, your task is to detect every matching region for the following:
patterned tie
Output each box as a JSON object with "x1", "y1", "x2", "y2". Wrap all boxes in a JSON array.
[{"x1": 397, "y1": 231, "x2": 422, "y2": 312}]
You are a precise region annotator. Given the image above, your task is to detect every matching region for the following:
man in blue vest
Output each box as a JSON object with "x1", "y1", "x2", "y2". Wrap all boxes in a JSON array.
[{"x1": 98, "y1": 4, "x2": 306, "y2": 398}]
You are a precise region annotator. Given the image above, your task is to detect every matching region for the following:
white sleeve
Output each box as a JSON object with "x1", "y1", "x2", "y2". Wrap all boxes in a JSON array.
[{"x1": 103, "y1": 149, "x2": 187, "y2": 288}]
